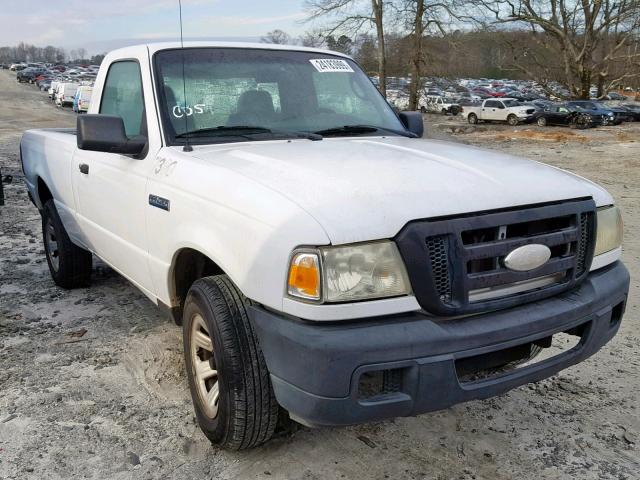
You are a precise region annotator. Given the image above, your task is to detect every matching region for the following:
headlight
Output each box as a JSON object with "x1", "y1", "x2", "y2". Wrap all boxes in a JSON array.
[
  {"x1": 287, "y1": 241, "x2": 411, "y2": 303},
  {"x1": 594, "y1": 206, "x2": 623, "y2": 256}
]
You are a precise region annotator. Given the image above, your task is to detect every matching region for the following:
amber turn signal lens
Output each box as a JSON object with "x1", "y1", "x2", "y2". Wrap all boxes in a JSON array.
[{"x1": 287, "y1": 252, "x2": 321, "y2": 300}]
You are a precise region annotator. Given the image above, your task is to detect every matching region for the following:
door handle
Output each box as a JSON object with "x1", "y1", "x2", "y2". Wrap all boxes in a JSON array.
[{"x1": 79, "y1": 163, "x2": 89, "y2": 175}]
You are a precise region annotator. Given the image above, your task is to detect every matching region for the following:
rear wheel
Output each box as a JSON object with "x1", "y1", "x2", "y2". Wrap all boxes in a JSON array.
[
  {"x1": 42, "y1": 199, "x2": 92, "y2": 288},
  {"x1": 507, "y1": 114, "x2": 519, "y2": 126},
  {"x1": 468, "y1": 113, "x2": 478, "y2": 124},
  {"x1": 183, "y1": 275, "x2": 279, "y2": 449}
]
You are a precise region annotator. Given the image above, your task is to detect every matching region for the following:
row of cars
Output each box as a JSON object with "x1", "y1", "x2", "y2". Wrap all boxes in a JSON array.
[
  {"x1": 383, "y1": 77, "x2": 640, "y2": 129},
  {"x1": 10, "y1": 62, "x2": 95, "y2": 113},
  {"x1": 463, "y1": 98, "x2": 640, "y2": 128}
]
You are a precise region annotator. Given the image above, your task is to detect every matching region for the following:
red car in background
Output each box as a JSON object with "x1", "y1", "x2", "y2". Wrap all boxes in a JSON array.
[{"x1": 472, "y1": 87, "x2": 506, "y2": 97}]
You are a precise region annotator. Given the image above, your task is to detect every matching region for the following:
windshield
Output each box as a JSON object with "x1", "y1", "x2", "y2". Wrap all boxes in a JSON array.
[
  {"x1": 502, "y1": 99, "x2": 521, "y2": 107},
  {"x1": 154, "y1": 48, "x2": 405, "y2": 145}
]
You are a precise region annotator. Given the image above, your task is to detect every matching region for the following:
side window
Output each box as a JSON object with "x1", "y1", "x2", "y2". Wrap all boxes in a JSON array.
[
  {"x1": 100, "y1": 61, "x2": 145, "y2": 137},
  {"x1": 485, "y1": 100, "x2": 497, "y2": 108}
]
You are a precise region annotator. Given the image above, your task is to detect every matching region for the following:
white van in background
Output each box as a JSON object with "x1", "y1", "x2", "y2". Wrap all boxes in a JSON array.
[
  {"x1": 74, "y1": 86, "x2": 93, "y2": 113},
  {"x1": 55, "y1": 83, "x2": 79, "y2": 107},
  {"x1": 48, "y1": 80, "x2": 60, "y2": 100}
]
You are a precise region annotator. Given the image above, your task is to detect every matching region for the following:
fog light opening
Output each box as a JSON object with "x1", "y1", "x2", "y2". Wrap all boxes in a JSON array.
[{"x1": 358, "y1": 368, "x2": 404, "y2": 400}]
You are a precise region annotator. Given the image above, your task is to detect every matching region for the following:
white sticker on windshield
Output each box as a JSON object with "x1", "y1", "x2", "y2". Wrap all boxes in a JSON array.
[{"x1": 309, "y1": 59, "x2": 354, "y2": 73}]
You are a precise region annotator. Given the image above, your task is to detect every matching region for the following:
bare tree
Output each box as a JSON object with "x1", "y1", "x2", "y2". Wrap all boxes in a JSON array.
[
  {"x1": 261, "y1": 29, "x2": 293, "y2": 45},
  {"x1": 300, "y1": 29, "x2": 326, "y2": 47},
  {"x1": 398, "y1": 0, "x2": 456, "y2": 109},
  {"x1": 305, "y1": 0, "x2": 389, "y2": 95},
  {"x1": 76, "y1": 47, "x2": 88, "y2": 62},
  {"x1": 469, "y1": 0, "x2": 640, "y2": 98}
]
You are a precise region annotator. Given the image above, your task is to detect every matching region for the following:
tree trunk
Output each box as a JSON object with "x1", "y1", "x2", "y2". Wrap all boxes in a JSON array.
[
  {"x1": 596, "y1": 73, "x2": 606, "y2": 98},
  {"x1": 580, "y1": 68, "x2": 592, "y2": 99},
  {"x1": 372, "y1": 0, "x2": 386, "y2": 96},
  {"x1": 409, "y1": 0, "x2": 425, "y2": 110}
]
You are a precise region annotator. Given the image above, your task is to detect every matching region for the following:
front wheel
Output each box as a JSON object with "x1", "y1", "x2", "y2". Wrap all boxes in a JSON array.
[
  {"x1": 468, "y1": 113, "x2": 478, "y2": 124},
  {"x1": 183, "y1": 275, "x2": 279, "y2": 449},
  {"x1": 537, "y1": 117, "x2": 547, "y2": 127},
  {"x1": 507, "y1": 114, "x2": 519, "y2": 126},
  {"x1": 42, "y1": 199, "x2": 92, "y2": 288}
]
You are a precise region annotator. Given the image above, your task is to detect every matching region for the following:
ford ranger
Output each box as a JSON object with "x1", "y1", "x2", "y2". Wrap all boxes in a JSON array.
[
  {"x1": 20, "y1": 42, "x2": 629, "y2": 450},
  {"x1": 464, "y1": 98, "x2": 536, "y2": 125}
]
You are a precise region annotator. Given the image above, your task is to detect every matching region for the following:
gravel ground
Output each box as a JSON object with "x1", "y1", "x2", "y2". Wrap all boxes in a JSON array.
[{"x1": 0, "y1": 70, "x2": 638, "y2": 480}]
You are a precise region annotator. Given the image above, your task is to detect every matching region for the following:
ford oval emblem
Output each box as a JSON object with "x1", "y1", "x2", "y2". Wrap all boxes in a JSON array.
[{"x1": 503, "y1": 244, "x2": 551, "y2": 272}]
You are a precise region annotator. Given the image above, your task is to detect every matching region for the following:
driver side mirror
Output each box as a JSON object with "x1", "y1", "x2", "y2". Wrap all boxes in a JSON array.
[
  {"x1": 398, "y1": 111, "x2": 424, "y2": 138},
  {"x1": 77, "y1": 115, "x2": 147, "y2": 156}
]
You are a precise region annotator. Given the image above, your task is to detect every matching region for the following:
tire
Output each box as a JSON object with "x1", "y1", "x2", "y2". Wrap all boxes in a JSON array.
[
  {"x1": 468, "y1": 113, "x2": 478, "y2": 124},
  {"x1": 42, "y1": 199, "x2": 92, "y2": 288},
  {"x1": 420, "y1": 106, "x2": 427, "y2": 114},
  {"x1": 537, "y1": 117, "x2": 547, "y2": 127},
  {"x1": 441, "y1": 109, "x2": 448, "y2": 115},
  {"x1": 507, "y1": 114, "x2": 519, "y2": 126},
  {"x1": 183, "y1": 275, "x2": 279, "y2": 450}
]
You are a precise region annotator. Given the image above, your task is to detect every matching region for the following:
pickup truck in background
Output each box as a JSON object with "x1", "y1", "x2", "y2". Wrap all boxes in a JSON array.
[
  {"x1": 20, "y1": 42, "x2": 629, "y2": 450},
  {"x1": 420, "y1": 94, "x2": 461, "y2": 115},
  {"x1": 464, "y1": 98, "x2": 536, "y2": 125}
]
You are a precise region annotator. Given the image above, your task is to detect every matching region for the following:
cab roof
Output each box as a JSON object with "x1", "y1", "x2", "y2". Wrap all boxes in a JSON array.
[{"x1": 109, "y1": 41, "x2": 352, "y2": 60}]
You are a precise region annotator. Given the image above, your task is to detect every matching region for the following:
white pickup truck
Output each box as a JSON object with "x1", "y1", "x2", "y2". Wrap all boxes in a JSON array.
[
  {"x1": 20, "y1": 42, "x2": 629, "y2": 449},
  {"x1": 464, "y1": 98, "x2": 536, "y2": 125}
]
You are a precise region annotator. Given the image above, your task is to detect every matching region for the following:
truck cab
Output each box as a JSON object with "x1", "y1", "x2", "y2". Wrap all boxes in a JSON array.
[{"x1": 20, "y1": 43, "x2": 629, "y2": 450}]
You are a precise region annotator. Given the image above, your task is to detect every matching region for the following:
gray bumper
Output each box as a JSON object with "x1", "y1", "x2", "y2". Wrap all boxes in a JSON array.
[{"x1": 249, "y1": 262, "x2": 629, "y2": 427}]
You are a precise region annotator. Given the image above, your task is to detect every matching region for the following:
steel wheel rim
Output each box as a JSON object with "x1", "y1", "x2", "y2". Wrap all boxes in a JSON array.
[
  {"x1": 45, "y1": 219, "x2": 60, "y2": 272},
  {"x1": 190, "y1": 313, "x2": 219, "y2": 418}
]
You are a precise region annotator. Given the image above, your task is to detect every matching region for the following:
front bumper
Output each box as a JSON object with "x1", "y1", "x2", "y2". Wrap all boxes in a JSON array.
[{"x1": 250, "y1": 262, "x2": 629, "y2": 427}]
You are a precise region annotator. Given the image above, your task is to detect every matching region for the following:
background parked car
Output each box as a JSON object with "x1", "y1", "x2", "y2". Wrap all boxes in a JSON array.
[
  {"x1": 619, "y1": 104, "x2": 640, "y2": 121},
  {"x1": 534, "y1": 104, "x2": 595, "y2": 129},
  {"x1": 566, "y1": 101, "x2": 618, "y2": 125},
  {"x1": 420, "y1": 95, "x2": 461, "y2": 115},
  {"x1": 606, "y1": 92, "x2": 628, "y2": 101}
]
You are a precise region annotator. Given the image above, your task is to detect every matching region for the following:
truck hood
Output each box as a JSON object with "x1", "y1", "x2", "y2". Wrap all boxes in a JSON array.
[{"x1": 190, "y1": 137, "x2": 612, "y2": 245}]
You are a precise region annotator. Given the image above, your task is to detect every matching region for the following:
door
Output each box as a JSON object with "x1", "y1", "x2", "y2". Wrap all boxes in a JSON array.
[
  {"x1": 555, "y1": 107, "x2": 570, "y2": 125},
  {"x1": 483, "y1": 100, "x2": 503, "y2": 120},
  {"x1": 73, "y1": 60, "x2": 155, "y2": 295}
]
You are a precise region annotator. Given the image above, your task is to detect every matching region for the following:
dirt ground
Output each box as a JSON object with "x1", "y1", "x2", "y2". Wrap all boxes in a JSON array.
[{"x1": 0, "y1": 69, "x2": 638, "y2": 480}]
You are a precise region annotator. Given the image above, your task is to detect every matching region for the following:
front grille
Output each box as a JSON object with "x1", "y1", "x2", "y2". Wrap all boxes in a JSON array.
[
  {"x1": 576, "y1": 213, "x2": 589, "y2": 276},
  {"x1": 396, "y1": 199, "x2": 596, "y2": 316},
  {"x1": 426, "y1": 236, "x2": 452, "y2": 303}
]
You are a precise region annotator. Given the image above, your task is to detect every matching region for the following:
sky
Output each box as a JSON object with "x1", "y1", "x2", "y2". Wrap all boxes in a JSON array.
[{"x1": 3, "y1": 0, "x2": 313, "y2": 53}]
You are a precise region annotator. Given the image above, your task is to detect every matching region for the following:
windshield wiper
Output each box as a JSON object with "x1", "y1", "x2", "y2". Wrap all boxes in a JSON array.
[
  {"x1": 313, "y1": 124, "x2": 416, "y2": 138},
  {"x1": 175, "y1": 125, "x2": 322, "y2": 141}
]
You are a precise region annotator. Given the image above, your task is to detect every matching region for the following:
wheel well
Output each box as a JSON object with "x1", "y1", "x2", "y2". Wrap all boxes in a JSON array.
[
  {"x1": 170, "y1": 248, "x2": 224, "y2": 324},
  {"x1": 37, "y1": 177, "x2": 53, "y2": 207}
]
